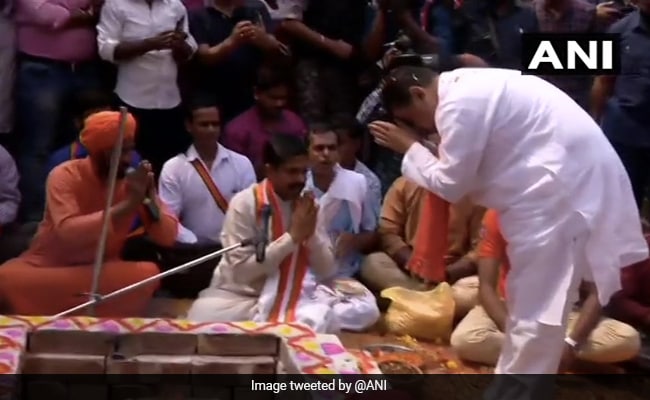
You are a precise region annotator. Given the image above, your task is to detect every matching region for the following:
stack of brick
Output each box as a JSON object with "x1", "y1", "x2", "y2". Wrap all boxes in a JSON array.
[{"x1": 21, "y1": 329, "x2": 284, "y2": 400}]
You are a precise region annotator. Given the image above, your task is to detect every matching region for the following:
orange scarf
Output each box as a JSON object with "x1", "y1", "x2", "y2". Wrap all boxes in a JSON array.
[
  {"x1": 407, "y1": 191, "x2": 450, "y2": 283},
  {"x1": 254, "y1": 180, "x2": 309, "y2": 322}
]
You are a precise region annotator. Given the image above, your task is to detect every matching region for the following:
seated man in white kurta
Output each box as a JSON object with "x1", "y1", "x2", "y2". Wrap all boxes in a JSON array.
[
  {"x1": 303, "y1": 126, "x2": 381, "y2": 332},
  {"x1": 187, "y1": 134, "x2": 340, "y2": 332}
]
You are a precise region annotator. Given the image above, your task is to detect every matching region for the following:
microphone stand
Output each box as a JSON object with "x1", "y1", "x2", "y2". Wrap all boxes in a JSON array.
[
  {"x1": 54, "y1": 237, "x2": 259, "y2": 318},
  {"x1": 86, "y1": 106, "x2": 129, "y2": 317}
]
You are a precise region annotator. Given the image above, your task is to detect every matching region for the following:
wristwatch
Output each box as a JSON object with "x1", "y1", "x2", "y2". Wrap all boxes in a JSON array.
[{"x1": 564, "y1": 336, "x2": 580, "y2": 352}]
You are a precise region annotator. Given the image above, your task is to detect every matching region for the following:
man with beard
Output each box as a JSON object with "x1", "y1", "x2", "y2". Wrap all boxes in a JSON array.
[
  {"x1": 187, "y1": 134, "x2": 340, "y2": 332},
  {"x1": 0, "y1": 111, "x2": 178, "y2": 317},
  {"x1": 368, "y1": 66, "x2": 647, "y2": 398}
]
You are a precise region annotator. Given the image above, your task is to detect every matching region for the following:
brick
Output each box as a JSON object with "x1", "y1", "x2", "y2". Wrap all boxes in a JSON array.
[
  {"x1": 115, "y1": 333, "x2": 197, "y2": 357},
  {"x1": 29, "y1": 330, "x2": 115, "y2": 355},
  {"x1": 23, "y1": 380, "x2": 68, "y2": 400},
  {"x1": 68, "y1": 384, "x2": 109, "y2": 400},
  {"x1": 192, "y1": 386, "x2": 232, "y2": 400},
  {"x1": 22, "y1": 353, "x2": 106, "y2": 374},
  {"x1": 196, "y1": 334, "x2": 278, "y2": 356},
  {"x1": 106, "y1": 355, "x2": 192, "y2": 375}
]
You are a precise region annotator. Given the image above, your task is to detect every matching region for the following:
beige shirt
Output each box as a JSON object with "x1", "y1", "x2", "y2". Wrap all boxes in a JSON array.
[
  {"x1": 378, "y1": 176, "x2": 485, "y2": 264},
  {"x1": 209, "y1": 183, "x2": 336, "y2": 298}
]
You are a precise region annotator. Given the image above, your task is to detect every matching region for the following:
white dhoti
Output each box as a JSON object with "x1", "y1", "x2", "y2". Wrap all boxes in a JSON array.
[
  {"x1": 254, "y1": 267, "x2": 339, "y2": 333},
  {"x1": 307, "y1": 275, "x2": 380, "y2": 332}
]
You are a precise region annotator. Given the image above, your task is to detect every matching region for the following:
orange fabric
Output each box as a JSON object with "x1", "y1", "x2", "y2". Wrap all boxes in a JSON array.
[
  {"x1": 477, "y1": 209, "x2": 510, "y2": 298},
  {"x1": 190, "y1": 159, "x2": 229, "y2": 214},
  {"x1": 0, "y1": 260, "x2": 159, "y2": 317},
  {"x1": 80, "y1": 111, "x2": 136, "y2": 155},
  {"x1": 0, "y1": 158, "x2": 179, "y2": 317},
  {"x1": 407, "y1": 191, "x2": 450, "y2": 283},
  {"x1": 254, "y1": 180, "x2": 308, "y2": 323}
]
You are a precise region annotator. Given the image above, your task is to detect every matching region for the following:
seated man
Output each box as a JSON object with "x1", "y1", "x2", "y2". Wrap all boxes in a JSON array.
[
  {"x1": 156, "y1": 99, "x2": 256, "y2": 297},
  {"x1": 0, "y1": 145, "x2": 22, "y2": 263},
  {"x1": 48, "y1": 92, "x2": 145, "y2": 237},
  {"x1": 303, "y1": 126, "x2": 380, "y2": 331},
  {"x1": 187, "y1": 134, "x2": 339, "y2": 332},
  {"x1": 361, "y1": 176, "x2": 483, "y2": 317},
  {"x1": 334, "y1": 118, "x2": 382, "y2": 216},
  {"x1": 0, "y1": 112, "x2": 179, "y2": 317},
  {"x1": 451, "y1": 209, "x2": 641, "y2": 369},
  {"x1": 609, "y1": 232, "x2": 650, "y2": 335},
  {"x1": 47, "y1": 91, "x2": 142, "y2": 173},
  {"x1": 222, "y1": 65, "x2": 307, "y2": 179}
]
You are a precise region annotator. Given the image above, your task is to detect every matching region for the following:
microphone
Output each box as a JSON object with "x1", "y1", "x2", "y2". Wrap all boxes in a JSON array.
[
  {"x1": 256, "y1": 205, "x2": 272, "y2": 263},
  {"x1": 126, "y1": 167, "x2": 160, "y2": 222}
]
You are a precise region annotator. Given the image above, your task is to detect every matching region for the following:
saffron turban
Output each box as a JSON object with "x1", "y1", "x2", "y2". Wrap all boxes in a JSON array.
[{"x1": 80, "y1": 111, "x2": 137, "y2": 154}]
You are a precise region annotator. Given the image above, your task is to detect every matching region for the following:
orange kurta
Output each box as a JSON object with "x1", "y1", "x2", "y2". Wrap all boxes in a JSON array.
[{"x1": 0, "y1": 158, "x2": 178, "y2": 317}]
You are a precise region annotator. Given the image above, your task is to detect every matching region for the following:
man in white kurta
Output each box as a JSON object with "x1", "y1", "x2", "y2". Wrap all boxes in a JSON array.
[
  {"x1": 304, "y1": 128, "x2": 380, "y2": 331},
  {"x1": 187, "y1": 134, "x2": 339, "y2": 332},
  {"x1": 369, "y1": 67, "x2": 648, "y2": 397}
]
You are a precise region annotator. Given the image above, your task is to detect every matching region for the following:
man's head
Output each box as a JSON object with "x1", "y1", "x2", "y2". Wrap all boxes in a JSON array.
[
  {"x1": 254, "y1": 65, "x2": 291, "y2": 118},
  {"x1": 382, "y1": 66, "x2": 440, "y2": 133},
  {"x1": 73, "y1": 91, "x2": 113, "y2": 131},
  {"x1": 185, "y1": 97, "x2": 221, "y2": 147},
  {"x1": 307, "y1": 124, "x2": 339, "y2": 175},
  {"x1": 263, "y1": 133, "x2": 309, "y2": 200},
  {"x1": 332, "y1": 117, "x2": 363, "y2": 168},
  {"x1": 81, "y1": 111, "x2": 137, "y2": 179}
]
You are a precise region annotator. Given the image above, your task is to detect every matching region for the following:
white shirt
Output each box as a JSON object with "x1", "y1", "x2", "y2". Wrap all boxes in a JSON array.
[
  {"x1": 353, "y1": 159, "x2": 381, "y2": 215},
  {"x1": 402, "y1": 68, "x2": 648, "y2": 324},
  {"x1": 159, "y1": 144, "x2": 256, "y2": 245},
  {"x1": 97, "y1": 0, "x2": 197, "y2": 109}
]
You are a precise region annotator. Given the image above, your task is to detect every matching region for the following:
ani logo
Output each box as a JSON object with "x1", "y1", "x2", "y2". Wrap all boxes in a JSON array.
[{"x1": 521, "y1": 33, "x2": 621, "y2": 75}]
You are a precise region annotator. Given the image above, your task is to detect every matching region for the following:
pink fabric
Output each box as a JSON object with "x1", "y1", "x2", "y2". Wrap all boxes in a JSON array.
[
  {"x1": 15, "y1": 0, "x2": 96, "y2": 62},
  {"x1": 222, "y1": 106, "x2": 307, "y2": 169}
]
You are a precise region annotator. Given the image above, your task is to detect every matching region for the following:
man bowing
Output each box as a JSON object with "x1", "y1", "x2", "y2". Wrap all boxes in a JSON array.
[{"x1": 369, "y1": 66, "x2": 647, "y2": 398}]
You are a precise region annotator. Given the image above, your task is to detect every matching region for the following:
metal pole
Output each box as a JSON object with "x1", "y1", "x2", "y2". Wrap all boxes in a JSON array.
[
  {"x1": 54, "y1": 241, "x2": 249, "y2": 318},
  {"x1": 87, "y1": 106, "x2": 129, "y2": 316}
]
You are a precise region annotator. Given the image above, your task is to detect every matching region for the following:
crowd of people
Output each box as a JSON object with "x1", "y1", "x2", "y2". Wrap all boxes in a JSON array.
[{"x1": 0, "y1": 0, "x2": 649, "y2": 376}]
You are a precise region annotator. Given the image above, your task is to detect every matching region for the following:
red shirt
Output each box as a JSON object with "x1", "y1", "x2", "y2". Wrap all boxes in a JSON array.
[{"x1": 221, "y1": 106, "x2": 307, "y2": 171}]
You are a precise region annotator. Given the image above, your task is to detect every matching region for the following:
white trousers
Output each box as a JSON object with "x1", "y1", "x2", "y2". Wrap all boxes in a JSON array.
[{"x1": 485, "y1": 223, "x2": 588, "y2": 400}]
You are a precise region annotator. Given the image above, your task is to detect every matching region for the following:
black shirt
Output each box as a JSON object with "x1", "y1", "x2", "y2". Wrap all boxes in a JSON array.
[
  {"x1": 294, "y1": 0, "x2": 367, "y2": 63},
  {"x1": 460, "y1": 0, "x2": 539, "y2": 69},
  {"x1": 189, "y1": 6, "x2": 271, "y2": 122}
]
